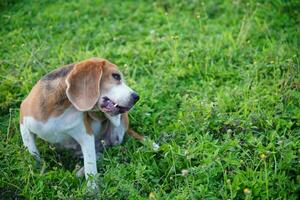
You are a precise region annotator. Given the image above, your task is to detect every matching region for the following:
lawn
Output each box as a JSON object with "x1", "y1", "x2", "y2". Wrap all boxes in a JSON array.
[{"x1": 0, "y1": 0, "x2": 299, "y2": 199}]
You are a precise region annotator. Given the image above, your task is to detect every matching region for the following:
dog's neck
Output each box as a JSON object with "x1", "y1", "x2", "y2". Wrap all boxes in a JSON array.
[{"x1": 87, "y1": 111, "x2": 106, "y2": 122}]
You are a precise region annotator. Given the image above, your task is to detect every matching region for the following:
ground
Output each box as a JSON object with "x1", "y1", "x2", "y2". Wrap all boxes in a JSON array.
[{"x1": 0, "y1": 0, "x2": 299, "y2": 199}]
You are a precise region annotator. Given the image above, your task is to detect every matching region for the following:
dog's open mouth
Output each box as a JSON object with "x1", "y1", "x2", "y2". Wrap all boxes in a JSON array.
[{"x1": 99, "y1": 97, "x2": 130, "y2": 114}]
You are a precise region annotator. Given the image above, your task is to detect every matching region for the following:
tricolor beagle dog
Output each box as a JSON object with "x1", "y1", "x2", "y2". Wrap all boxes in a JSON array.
[{"x1": 20, "y1": 57, "x2": 143, "y2": 188}]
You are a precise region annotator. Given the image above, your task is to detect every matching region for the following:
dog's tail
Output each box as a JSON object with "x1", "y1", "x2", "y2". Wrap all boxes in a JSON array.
[{"x1": 127, "y1": 129, "x2": 144, "y2": 141}]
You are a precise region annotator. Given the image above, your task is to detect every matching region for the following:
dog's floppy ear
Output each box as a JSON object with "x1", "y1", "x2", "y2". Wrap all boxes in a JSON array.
[{"x1": 66, "y1": 60, "x2": 104, "y2": 111}]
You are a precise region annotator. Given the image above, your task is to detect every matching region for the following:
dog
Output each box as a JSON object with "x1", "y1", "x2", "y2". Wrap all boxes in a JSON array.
[{"x1": 20, "y1": 57, "x2": 143, "y2": 188}]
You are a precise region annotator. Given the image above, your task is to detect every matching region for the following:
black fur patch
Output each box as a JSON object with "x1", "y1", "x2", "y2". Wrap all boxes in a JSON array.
[{"x1": 41, "y1": 64, "x2": 74, "y2": 81}]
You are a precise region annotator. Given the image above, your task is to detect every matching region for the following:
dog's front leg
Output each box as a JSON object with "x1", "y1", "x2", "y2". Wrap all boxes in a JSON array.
[{"x1": 70, "y1": 131, "x2": 97, "y2": 190}]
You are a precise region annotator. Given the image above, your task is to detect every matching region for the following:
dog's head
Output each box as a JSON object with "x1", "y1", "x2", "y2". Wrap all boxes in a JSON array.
[{"x1": 65, "y1": 58, "x2": 139, "y2": 126}]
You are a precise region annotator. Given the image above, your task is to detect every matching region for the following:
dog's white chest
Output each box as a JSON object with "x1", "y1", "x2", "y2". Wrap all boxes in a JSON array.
[{"x1": 23, "y1": 107, "x2": 85, "y2": 143}]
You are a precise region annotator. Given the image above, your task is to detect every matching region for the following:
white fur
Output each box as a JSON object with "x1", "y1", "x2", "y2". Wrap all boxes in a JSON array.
[
  {"x1": 99, "y1": 82, "x2": 133, "y2": 127},
  {"x1": 20, "y1": 124, "x2": 40, "y2": 160},
  {"x1": 104, "y1": 113, "x2": 121, "y2": 127},
  {"x1": 108, "y1": 82, "x2": 133, "y2": 107},
  {"x1": 22, "y1": 107, "x2": 80, "y2": 144},
  {"x1": 100, "y1": 82, "x2": 133, "y2": 108},
  {"x1": 20, "y1": 106, "x2": 125, "y2": 189}
]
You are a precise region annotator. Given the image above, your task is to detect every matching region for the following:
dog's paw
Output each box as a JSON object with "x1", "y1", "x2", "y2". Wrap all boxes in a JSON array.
[
  {"x1": 86, "y1": 178, "x2": 99, "y2": 195},
  {"x1": 75, "y1": 166, "x2": 85, "y2": 178}
]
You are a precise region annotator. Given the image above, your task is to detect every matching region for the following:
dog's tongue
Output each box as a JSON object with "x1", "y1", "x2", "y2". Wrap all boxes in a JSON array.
[{"x1": 100, "y1": 98, "x2": 117, "y2": 112}]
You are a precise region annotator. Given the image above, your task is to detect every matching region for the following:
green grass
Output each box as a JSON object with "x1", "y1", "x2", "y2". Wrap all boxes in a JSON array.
[{"x1": 1, "y1": 0, "x2": 299, "y2": 199}]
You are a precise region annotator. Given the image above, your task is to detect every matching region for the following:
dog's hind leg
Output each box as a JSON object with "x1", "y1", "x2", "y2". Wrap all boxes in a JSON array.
[{"x1": 20, "y1": 124, "x2": 40, "y2": 160}]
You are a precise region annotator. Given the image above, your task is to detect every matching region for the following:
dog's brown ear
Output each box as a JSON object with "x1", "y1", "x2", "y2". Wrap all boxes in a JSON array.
[{"x1": 66, "y1": 60, "x2": 104, "y2": 111}]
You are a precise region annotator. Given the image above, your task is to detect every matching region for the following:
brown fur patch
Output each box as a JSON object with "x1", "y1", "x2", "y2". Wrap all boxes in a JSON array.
[
  {"x1": 83, "y1": 113, "x2": 93, "y2": 135},
  {"x1": 42, "y1": 64, "x2": 74, "y2": 81},
  {"x1": 127, "y1": 129, "x2": 144, "y2": 141},
  {"x1": 88, "y1": 111, "x2": 106, "y2": 122},
  {"x1": 66, "y1": 60, "x2": 104, "y2": 111},
  {"x1": 20, "y1": 65, "x2": 73, "y2": 123},
  {"x1": 20, "y1": 59, "x2": 106, "y2": 123},
  {"x1": 122, "y1": 113, "x2": 145, "y2": 141},
  {"x1": 99, "y1": 61, "x2": 121, "y2": 91},
  {"x1": 121, "y1": 113, "x2": 129, "y2": 131}
]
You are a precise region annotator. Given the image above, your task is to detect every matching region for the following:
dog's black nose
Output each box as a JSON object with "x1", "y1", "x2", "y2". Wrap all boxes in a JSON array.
[{"x1": 131, "y1": 93, "x2": 140, "y2": 103}]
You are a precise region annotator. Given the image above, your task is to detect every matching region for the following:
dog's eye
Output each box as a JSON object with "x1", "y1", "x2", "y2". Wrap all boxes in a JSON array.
[{"x1": 112, "y1": 73, "x2": 121, "y2": 81}]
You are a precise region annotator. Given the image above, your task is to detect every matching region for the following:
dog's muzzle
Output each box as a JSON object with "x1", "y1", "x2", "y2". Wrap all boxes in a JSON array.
[{"x1": 99, "y1": 93, "x2": 139, "y2": 115}]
